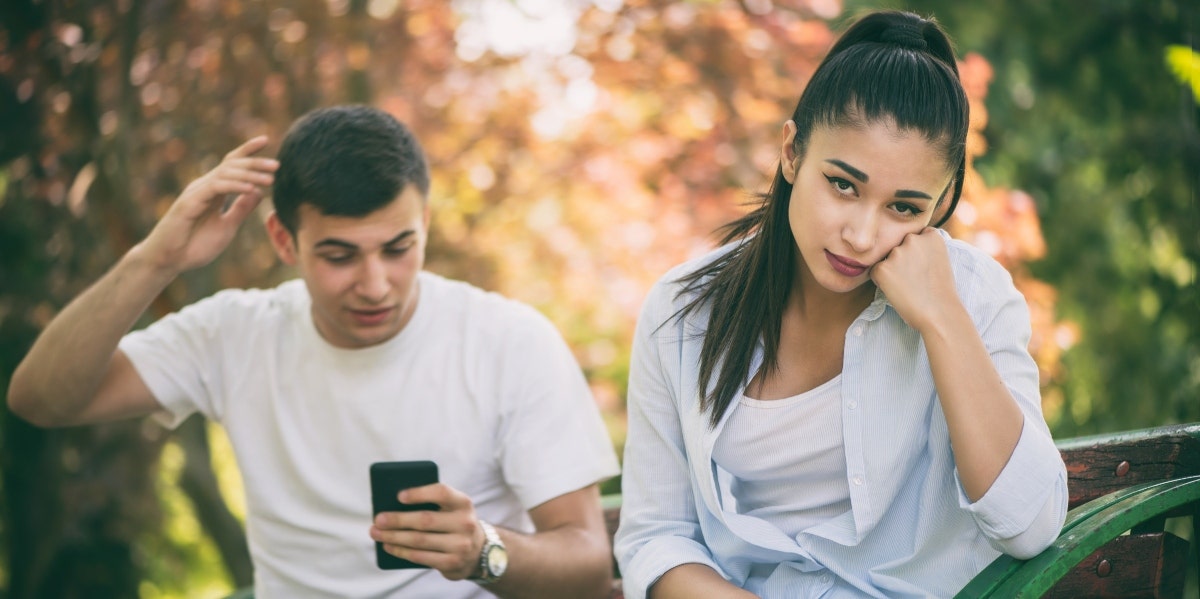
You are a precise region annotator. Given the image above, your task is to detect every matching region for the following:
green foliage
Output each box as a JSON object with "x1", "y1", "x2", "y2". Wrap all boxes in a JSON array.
[
  {"x1": 137, "y1": 442, "x2": 233, "y2": 599},
  {"x1": 1166, "y1": 45, "x2": 1200, "y2": 103},
  {"x1": 860, "y1": 0, "x2": 1200, "y2": 435}
]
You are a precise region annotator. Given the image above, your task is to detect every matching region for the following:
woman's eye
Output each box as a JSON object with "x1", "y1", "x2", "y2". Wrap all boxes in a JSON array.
[
  {"x1": 825, "y1": 175, "x2": 855, "y2": 194},
  {"x1": 894, "y1": 203, "x2": 925, "y2": 216}
]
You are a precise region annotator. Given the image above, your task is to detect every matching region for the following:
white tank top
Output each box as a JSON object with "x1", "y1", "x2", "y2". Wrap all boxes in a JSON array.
[{"x1": 711, "y1": 374, "x2": 851, "y2": 538}]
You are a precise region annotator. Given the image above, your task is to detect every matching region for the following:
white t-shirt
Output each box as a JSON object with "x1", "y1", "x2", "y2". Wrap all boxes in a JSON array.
[
  {"x1": 119, "y1": 272, "x2": 620, "y2": 598},
  {"x1": 711, "y1": 375, "x2": 850, "y2": 539}
]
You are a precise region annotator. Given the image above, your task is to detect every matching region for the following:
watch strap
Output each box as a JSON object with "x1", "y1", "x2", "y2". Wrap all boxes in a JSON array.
[{"x1": 471, "y1": 519, "x2": 505, "y2": 584}]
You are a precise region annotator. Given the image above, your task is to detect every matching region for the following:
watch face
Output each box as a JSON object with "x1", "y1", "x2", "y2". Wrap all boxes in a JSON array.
[{"x1": 486, "y1": 545, "x2": 508, "y2": 577}]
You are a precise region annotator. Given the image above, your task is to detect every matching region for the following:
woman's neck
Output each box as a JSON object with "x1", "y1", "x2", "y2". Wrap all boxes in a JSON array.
[{"x1": 792, "y1": 265, "x2": 876, "y2": 324}]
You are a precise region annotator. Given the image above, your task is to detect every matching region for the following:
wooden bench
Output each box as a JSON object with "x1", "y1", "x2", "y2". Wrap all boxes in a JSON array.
[{"x1": 602, "y1": 423, "x2": 1200, "y2": 598}]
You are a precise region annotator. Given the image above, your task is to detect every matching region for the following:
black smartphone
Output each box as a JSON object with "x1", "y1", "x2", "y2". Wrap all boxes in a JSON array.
[{"x1": 370, "y1": 460, "x2": 440, "y2": 570}]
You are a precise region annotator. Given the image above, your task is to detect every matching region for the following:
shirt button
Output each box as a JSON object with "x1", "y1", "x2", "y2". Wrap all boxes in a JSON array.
[
  {"x1": 852, "y1": 475, "x2": 864, "y2": 486},
  {"x1": 847, "y1": 400, "x2": 858, "y2": 410},
  {"x1": 852, "y1": 326, "x2": 864, "y2": 336}
]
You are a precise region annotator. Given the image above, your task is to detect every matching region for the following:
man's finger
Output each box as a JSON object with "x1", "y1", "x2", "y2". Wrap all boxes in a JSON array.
[
  {"x1": 225, "y1": 136, "x2": 270, "y2": 159},
  {"x1": 382, "y1": 544, "x2": 469, "y2": 575},
  {"x1": 373, "y1": 529, "x2": 475, "y2": 556},
  {"x1": 207, "y1": 179, "x2": 259, "y2": 197},
  {"x1": 225, "y1": 156, "x2": 281, "y2": 173},
  {"x1": 400, "y1": 482, "x2": 472, "y2": 510},
  {"x1": 375, "y1": 509, "x2": 462, "y2": 533},
  {"x1": 218, "y1": 167, "x2": 275, "y2": 186},
  {"x1": 221, "y1": 190, "x2": 264, "y2": 222}
]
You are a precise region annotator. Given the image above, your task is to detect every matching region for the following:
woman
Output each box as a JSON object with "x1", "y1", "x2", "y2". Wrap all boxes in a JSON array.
[{"x1": 614, "y1": 10, "x2": 1068, "y2": 599}]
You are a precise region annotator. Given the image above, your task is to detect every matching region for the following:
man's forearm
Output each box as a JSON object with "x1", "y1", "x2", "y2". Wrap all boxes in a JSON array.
[
  {"x1": 484, "y1": 523, "x2": 613, "y2": 599},
  {"x1": 8, "y1": 244, "x2": 175, "y2": 424}
]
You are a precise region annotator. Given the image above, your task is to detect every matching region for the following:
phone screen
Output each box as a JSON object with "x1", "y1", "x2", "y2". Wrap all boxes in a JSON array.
[{"x1": 370, "y1": 460, "x2": 440, "y2": 569}]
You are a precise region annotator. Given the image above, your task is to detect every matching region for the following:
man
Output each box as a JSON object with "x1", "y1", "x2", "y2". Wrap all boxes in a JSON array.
[{"x1": 8, "y1": 105, "x2": 620, "y2": 598}]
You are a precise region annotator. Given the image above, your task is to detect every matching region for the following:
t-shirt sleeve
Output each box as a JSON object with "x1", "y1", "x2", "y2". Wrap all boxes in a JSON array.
[
  {"x1": 495, "y1": 307, "x2": 621, "y2": 510},
  {"x1": 117, "y1": 291, "x2": 238, "y2": 428}
]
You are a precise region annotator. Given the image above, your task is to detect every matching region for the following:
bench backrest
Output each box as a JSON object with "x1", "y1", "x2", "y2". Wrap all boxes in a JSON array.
[{"x1": 1045, "y1": 423, "x2": 1200, "y2": 598}]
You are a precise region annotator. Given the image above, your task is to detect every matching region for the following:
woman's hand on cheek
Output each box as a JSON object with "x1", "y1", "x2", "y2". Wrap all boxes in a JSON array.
[{"x1": 869, "y1": 228, "x2": 959, "y2": 333}]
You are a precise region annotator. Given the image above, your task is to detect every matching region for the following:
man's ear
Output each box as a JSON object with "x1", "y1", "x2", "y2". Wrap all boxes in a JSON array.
[
  {"x1": 780, "y1": 120, "x2": 800, "y2": 185},
  {"x1": 265, "y1": 212, "x2": 298, "y2": 265}
]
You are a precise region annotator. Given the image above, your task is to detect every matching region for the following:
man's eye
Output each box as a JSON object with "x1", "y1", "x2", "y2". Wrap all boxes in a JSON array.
[
  {"x1": 384, "y1": 245, "x2": 412, "y2": 256},
  {"x1": 321, "y1": 254, "x2": 353, "y2": 264}
]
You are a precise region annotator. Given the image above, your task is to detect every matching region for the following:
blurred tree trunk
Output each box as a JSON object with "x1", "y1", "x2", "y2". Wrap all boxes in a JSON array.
[
  {"x1": 176, "y1": 416, "x2": 254, "y2": 589},
  {"x1": 0, "y1": 0, "x2": 252, "y2": 594}
]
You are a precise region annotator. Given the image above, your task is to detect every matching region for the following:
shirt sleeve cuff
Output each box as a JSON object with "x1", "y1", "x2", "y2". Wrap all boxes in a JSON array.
[
  {"x1": 518, "y1": 460, "x2": 621, "y2": 511},
  {"x1": 959, "y1": 418, "x2": 1067, "y2": 539},
  {"x1": 622, "y1": 536, "x2": 722, "y2": 599},
  {"x1": 118, "y1": 337, "x2": 193, "y2": 430}
]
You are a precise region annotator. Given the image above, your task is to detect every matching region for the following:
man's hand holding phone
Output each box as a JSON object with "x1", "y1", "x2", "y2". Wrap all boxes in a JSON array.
[{"x1": 370, "y1": 465, "x2": 486, "y2": 580}]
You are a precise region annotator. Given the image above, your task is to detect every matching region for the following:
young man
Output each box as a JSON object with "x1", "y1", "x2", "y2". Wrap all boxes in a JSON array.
[{"x1": 8, "y1": 105, "x2": 620, "y2": 598}]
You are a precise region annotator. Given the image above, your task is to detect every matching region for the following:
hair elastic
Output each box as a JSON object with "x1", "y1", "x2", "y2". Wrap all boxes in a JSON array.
[{"x1": 879, "y1": 26, "x2": 928, "y2": 51}]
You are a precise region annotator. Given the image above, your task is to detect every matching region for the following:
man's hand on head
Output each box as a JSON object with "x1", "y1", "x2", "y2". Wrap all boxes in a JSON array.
[{"x1": 135, "y1": 136, "x2": 279, "y2": 276}]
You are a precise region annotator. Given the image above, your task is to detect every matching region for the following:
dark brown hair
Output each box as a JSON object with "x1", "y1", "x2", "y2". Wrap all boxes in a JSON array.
[
  {"x1": 675, "y1": 10, "x2": 969, "y2": 427},
  {"x1": 273, "y1": 105, "x2": 430, "y2": 234}
]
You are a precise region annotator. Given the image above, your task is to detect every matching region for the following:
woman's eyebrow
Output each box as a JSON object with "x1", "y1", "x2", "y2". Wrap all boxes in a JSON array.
[
  {"x1": 826, "y1": 159, "x2": 935, "y2": 199},
  {"x1": 825, "y1": 159, "x2": 868, "y2": 182}
]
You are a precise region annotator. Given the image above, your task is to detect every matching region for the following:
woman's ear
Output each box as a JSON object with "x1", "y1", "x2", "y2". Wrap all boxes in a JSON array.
[
  {"x1": 265, "y1": 212, "x2": 298, "y2": 265},
  {"x1": 780, "y1": 120, "x2": 800, "y2": 184}
]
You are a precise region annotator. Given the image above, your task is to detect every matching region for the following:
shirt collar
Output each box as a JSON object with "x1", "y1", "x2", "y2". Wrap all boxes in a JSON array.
[{"x1": 858, "y1": 286, "x2": 891, "y2": 322}]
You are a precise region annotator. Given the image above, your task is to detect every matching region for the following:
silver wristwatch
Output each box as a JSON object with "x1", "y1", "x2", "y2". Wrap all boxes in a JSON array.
[{"x1": 470, "y1": 519, "x2": 508, "y2": 584}]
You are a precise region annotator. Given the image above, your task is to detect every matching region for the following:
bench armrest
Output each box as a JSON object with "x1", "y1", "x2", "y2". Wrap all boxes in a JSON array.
[{"x1": 956, "y1": 474, "x2": 1200, "y2": 598}]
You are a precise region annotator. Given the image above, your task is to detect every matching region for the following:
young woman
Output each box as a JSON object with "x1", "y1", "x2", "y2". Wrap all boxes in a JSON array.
[{"x1": 614, "y1": 10, "x2": 1068, "y2": 599}]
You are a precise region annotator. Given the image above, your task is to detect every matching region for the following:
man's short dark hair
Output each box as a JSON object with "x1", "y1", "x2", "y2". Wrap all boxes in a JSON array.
[{"x1": 272, "y1": 105, "x2": 431, "y2": 234}]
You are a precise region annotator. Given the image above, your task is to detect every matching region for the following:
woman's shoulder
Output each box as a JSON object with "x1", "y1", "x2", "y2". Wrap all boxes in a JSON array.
[
  {"x1": 644, "y1": 241, "x2": 744, "y2": 310},
  {"x1": 942, "y1": 231, "x2": 1022, "y2": 304}
]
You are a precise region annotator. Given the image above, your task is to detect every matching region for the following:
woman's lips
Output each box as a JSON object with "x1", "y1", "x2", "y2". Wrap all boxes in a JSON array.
[{"x1": 825, "y1": 251, "x2": 868, "y2": 277}]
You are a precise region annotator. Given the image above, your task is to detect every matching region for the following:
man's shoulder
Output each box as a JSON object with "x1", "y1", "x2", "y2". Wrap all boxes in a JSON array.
[
  {"x1": 422, "y1": 271, "x2": 545, "y2": 323},
  {"x1": 173, "y1": 279, "x2": 307, "y2": 330},
  {"x1": 195, "y1": 278, "x2": 306, "y2": 311},
  {"x1": 420, "y1": 271, "x2": 564, "y2": 356}
]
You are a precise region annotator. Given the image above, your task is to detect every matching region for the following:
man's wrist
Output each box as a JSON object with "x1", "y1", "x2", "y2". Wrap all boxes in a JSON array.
[
  {"x1": 124, "y1": 242, "x2": 182, "y2": 287},
  {"x1": 468, "y1": 520, "x2": 508, "y2": 584}
]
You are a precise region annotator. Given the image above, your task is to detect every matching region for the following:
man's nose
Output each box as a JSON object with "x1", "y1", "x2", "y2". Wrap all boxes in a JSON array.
[{"x1": 356, "y1": 255, "x2": 390, "y2": 302}]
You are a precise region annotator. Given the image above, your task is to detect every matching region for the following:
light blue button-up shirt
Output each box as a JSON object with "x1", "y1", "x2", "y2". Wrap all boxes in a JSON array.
[{"x1": 615, "y1": 235, "x2": 1068, "y2": 599}]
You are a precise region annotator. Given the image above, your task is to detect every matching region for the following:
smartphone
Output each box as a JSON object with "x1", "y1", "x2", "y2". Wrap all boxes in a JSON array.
[{"x1": 370, "y1": 460, "x2": 440, "y2": 570}]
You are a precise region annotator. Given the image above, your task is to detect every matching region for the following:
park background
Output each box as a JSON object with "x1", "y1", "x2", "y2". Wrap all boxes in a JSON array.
[{"x1": 0, "y1": 0, "x2": 1196, "y2": 596}]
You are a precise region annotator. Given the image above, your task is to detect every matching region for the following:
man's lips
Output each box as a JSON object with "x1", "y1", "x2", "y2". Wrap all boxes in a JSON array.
[
  {"x1": 348, "y1": 307, "x2": 395, "y2": 325},
  {"x1": 825, "y1": 251, "x2": 869, "y2": 277}
]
